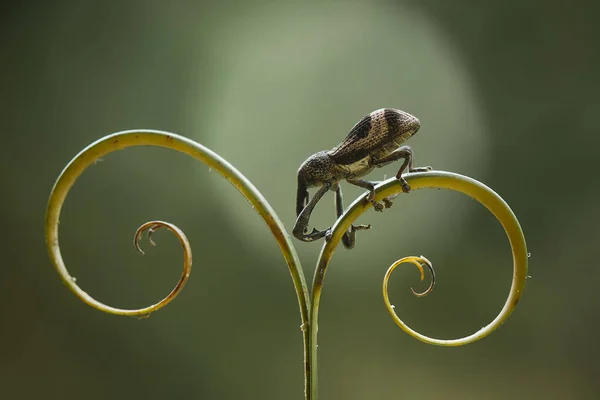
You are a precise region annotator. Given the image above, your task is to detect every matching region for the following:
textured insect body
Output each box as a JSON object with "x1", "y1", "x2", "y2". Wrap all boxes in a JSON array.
[
  {"x1": 294, "y1": 108, "x2": 431, "y2": 249},
  {"x1": 329, "y1": 108, "x2": 419, "y2": 166}
]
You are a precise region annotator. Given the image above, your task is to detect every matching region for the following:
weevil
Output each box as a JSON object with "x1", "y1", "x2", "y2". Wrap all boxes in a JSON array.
[{"x1": 293, "y1": 108, "x2": 431, "y2": 249}]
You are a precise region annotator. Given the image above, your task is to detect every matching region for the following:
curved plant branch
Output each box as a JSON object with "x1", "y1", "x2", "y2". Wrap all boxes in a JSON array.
[
  {"x1": 44, "y1": 130, "x2": 313, "y2": 396},
  {"x1": 309, "y1": 171, "x2": 528, "y2": 385},
  {"x1": 46, "y1": 132, "x2": 528, "y2": 400}
]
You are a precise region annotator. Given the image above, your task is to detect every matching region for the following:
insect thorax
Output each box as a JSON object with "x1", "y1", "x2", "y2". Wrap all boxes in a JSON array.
[
  {"x1": 297, "y1": 151, "x2": 347, "y2": 188},
  {"x1": 335, "y1": 154, "x2": 374, "y2": 179}
]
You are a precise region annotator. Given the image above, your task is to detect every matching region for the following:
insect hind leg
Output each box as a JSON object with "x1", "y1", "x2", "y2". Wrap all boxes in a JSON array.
[
  {"x1": 372, "y1": 145, "x2": 431, "y2": 193},
  {"x1": 333, "y1": 184, "x2": 370, "y2": 249},
  {"x1": 346, "y1": 178, "x2": 385, "y2": 212}
]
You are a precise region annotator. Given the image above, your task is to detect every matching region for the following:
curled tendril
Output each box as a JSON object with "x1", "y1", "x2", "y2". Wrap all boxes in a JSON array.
[
  {"x1": 131, "y1": 221, "x2": 193, "y2": 316},
  {"x1": 310, "y1": 171, "x2": 528, "y2": 353},
  {"x1": 132, "y1": 220, "x2": 193, "y2": 316},
  {"x1": 382, "y1": 255, "x2": 436, "y2": 298},
  {"x1": 132, "y1": 221, "x2": 193, "y2": 310},
  {"x1": 382, "y1": 255, "x2": 435, "y2": 336},
  {"x1": 134, "y1": 221, "x2": 180, "y2": 254},
  {"x1": 44, "y1": 131, "x2": 312, "y2": 390}
]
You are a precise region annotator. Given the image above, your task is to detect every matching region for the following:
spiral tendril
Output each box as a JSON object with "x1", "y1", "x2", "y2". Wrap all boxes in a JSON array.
[
  {"x1": 134, "y1": 221, "x2": 175, "y2": 255},
  {"x1": 383, "y1": 255, "x2": 436, "y2": 298},
  {"x1": 44, "y1": 131, "x2": 310, "y2": 328},
  {"x1": 382, "y1": 256, "x2": 435, "y2": 333},
  {"x1": 311, "y1": 171, "x2": 528, "y2": 350}
]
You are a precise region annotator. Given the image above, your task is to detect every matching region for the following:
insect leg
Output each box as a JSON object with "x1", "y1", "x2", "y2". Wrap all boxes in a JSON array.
[
  {"x1": 346, "y1": 178, "x2": 385, "y2": 212},
  {"x1": 293, "y1": 183, "x2": 331, "y2": 242},
  {"x1": 333, "y1": 184, "x2": 371, "y2": 249},
  {"x1": 372, "y1": 145, "x2": 431, "y2": 193},
  {"x1": 366, "y1": 180, "x2": 398, "y2": 209}
]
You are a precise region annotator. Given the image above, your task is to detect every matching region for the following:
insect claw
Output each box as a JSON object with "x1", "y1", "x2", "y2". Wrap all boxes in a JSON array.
[
  {"x1": 383, "y1": 194, "x2": 399, "y2": 209},
  {"x1": 399, "y1": 177, "x2": 411, "y2": 193},
  {"x1": 371, "y1": 200, "x2": 384, "y2": 212},
  {"x1": 299, "y1": 227, "x2": 328, "y2": 242},
  {"x1": 410, "y1": 166, "x2": 432, "y2": 172},
  {"x1": 353, "y1": 224, "x2": 371, "y2": 231}
]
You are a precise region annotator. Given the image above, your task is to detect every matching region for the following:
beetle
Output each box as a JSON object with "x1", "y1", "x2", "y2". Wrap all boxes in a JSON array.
[{"x1": 293, "y1": 108, "x2": 431, "y2": 249}]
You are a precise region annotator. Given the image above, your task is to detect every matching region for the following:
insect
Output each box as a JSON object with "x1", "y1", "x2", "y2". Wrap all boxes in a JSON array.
[{"x1": 293, "y1": 108, "x2": 431, "y2": 249}]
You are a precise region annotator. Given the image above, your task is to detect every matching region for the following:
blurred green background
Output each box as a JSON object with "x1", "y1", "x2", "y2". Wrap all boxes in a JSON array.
[{"x1": 2, "y1": 0, "x2": 598, "y2": 399}]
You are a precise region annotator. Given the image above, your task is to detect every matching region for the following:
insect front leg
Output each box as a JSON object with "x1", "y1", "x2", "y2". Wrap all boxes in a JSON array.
[
  {"x1": 346, "y1": 178, "x2": 385, "y2": 212},
  {"x1": 331, "y1": 184, "x2": 371, "y2": 249},
  {"x1": 373, "y1": 145, "x2": 431, "y2": 193},
  {"x1": 293, "y1": 183, "x2": 331, "y2": 242},
  {"x1": 368, "y1": 180, "x2": 399, "y2": 209}
]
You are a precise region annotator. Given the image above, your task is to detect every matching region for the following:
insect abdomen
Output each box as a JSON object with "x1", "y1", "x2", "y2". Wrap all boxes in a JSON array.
[
  {"x1": 328, "y1": 108, "x2": 420, "y2": 165},
  {"x1": 367, "y1": 109, "x2": 420, "y2": 161}
]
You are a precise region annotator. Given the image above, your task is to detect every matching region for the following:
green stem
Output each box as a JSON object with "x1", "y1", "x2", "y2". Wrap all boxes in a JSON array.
[{"x1": 44, "y1": 130, "x2": 314, "y2": 398}]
